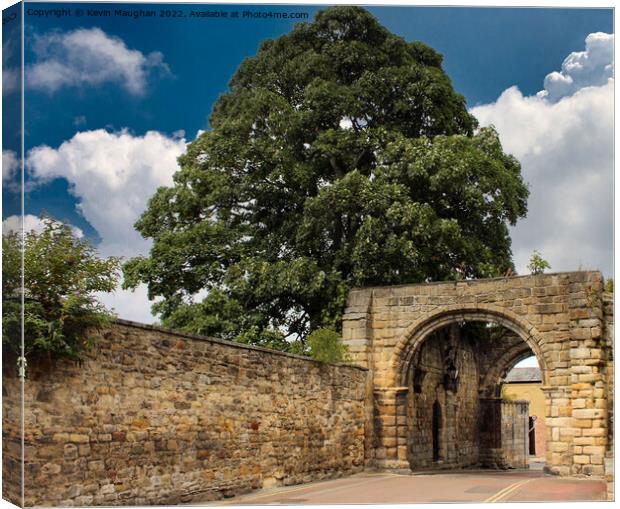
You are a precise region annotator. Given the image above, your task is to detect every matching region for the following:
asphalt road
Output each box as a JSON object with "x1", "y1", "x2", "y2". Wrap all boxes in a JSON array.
[{"x1": 204, "y1": 469, "x2": 607, "y2": 505}]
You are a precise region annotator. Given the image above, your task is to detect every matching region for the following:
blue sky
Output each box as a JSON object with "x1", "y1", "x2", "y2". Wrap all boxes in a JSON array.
[{"x1": 2, "y1": 4, "x2": 614, "y2": 349}]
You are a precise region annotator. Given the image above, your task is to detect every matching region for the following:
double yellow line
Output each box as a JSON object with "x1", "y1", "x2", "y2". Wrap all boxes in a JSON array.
[{"x1": 485, "y1": 478, "x2": 532, "y2": 503}]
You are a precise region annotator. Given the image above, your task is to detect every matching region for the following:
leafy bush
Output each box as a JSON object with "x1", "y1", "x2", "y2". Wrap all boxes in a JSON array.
[
  {"x1": 2, "y1": 218, "x2": 120, "y2": 359},
  {"x1": 527, "y1": 250, "x2": 551, "y2": 275},
  {"x1": 307, "y1": 327, "x2": 349, "y2": 363}
]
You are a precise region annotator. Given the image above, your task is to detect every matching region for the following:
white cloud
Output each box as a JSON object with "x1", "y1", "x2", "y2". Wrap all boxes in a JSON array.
[
  {"x1": 3, "y1": 67, "x2": 19, "y2": 96},
  {"x1": 3, "y1": 149, "x2": 19, "y2": 189},
  {"x1": 27, "y1": 129, "x2": 186, "y2": 258},
  {"x1": 2, "y1": 214, "x2": 84, "y2": 238},
  {"x1": 27, "y1": 128, "x2": 187, "y2": 322},
  {"x1": 2, "y1": 37, "x2": 19, "y2": 96},
  {"x1": 96, "y1": 283, "x2": 159, "y2": 325},
  {"x1": 471, "y1": 33, "x2": 613, "y2": 278},
  {"x1": 339, "y1": 117, "x2": 353, "y2": 130},
  {"x1": 538, "y1": 32, "x2": 613, "y2": 102},
  {"x1": 27, "y1": 28, "x2": 170, "y2": 95}
]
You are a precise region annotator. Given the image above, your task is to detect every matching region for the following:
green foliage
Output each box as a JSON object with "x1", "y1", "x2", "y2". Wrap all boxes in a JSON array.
[
  {"x1": 605, "y1": 278, "x2": 614, "y2": 293},
  {"x1": 2, "y1": 218, "x2": 120, "y2": 359},
  {"x1": 527, "y1": 250, "x2": 551, "y2": 275},
  {"x1": 308, "y1": 327, "x2": 348, "y2": 363},
  {"x1": 124, "y1": 6, "x2": 528, "y2": 350}
]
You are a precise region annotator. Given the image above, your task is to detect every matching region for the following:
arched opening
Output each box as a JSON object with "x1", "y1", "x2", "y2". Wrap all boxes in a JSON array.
[
  {"x1": 392, "y1": 307, "x2": 550, "y2": 388},
  {"x1": 396, "y1": 310, "x2": 549, "y2": 472}
]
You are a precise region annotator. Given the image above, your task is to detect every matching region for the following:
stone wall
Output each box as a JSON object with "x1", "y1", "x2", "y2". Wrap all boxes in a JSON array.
[
  {"x1": 2, "y1": 320, "x2": 369, "y2": 507},
  {"x1": 2, "y1": 355, "x2": 22, "y2": 506},
  {"x1": 479, "y1": 398, "x2": 502, "y2": 468},
  {"x1": 3, "y1": 272, "x2": 613, "y2": 504},
  {"x1": 602, "y1": 291, "x2": 614, "y2": 500}
]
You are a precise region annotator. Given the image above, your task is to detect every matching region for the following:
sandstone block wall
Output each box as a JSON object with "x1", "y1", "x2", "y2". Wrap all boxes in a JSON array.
[
  {"x1": 2, "y1": 356, "x2": 22, "y2": 506},
  {"x1": 603, "y1": 291, "x2": 614, "y2": 500},
  {"x1": 2, "y1": 320, "x2": 369, "y2": 507}
]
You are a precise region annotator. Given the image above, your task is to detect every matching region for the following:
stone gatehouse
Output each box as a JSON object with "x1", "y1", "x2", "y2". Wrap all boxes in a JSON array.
[
  {"x1": 342, "y1": 270, "x2": 613, "y2": 478},
  {"x1": 2, "y1": 271, "x2": 613, "y2": 505}
]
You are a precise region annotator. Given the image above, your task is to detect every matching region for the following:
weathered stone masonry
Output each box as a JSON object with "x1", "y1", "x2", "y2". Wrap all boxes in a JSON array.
[
  {"x1": 342, "y1": 271, "x2": 613, "y2": 479},
  {"x1": 2, "y1": 321, "x2": 370, "y2": 506}
]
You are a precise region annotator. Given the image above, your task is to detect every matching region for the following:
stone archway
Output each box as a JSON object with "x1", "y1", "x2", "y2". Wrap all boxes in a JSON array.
[
  {"x1": 389, "y1": 305, "x2": 550, "y2": 388},
  {"x1": 390, "y1": 308, "x2": 547, "y2": 471},
  {"x1": 479, "y1": 337, "x2": 541, "y2": 398},
  {"x1": 341, "y1": 271, "x2": 611, "y2": 477}
]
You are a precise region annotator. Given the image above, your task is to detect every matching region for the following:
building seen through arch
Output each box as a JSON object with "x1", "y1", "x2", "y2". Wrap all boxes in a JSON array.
[{"x1": 503, "y1": 365, "x2": 547, "y2": 462}]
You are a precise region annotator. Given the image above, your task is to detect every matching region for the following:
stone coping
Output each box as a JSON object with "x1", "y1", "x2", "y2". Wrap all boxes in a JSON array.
[
  {"x1": 350, "y1": 270, "x2": 603, "y2": 292},
  {"x1": 113, "y1": 318, "x2": 368, "y2": 372}
]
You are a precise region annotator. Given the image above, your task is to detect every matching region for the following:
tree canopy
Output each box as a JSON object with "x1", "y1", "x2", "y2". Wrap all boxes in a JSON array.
[
  {"x1": 124, "y1": 6, "x2": 528, "y2": 350},
  {"x1": 2, "y1": 218, "x2": 120, "y2": 359}
]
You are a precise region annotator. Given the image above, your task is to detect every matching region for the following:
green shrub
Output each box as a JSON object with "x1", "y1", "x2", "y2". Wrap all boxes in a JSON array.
[
  {"x1": 527, "y1": 250, "x2": 551, "y2": 275},
  {"x1": 2, "y1": 218, "x2": 120, "y2": 359},
  {"x1": 307, "y1": 327, "x2": 349, "y2": 363}
]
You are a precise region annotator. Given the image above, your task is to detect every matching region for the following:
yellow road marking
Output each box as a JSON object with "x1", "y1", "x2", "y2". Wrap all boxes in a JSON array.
[{"x1": 485, "y1": 478, "x2": 532, "y2": 503}]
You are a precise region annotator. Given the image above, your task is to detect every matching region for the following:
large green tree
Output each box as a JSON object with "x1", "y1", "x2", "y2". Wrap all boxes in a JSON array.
[{"x1": 124, "y1": 6, "x2": 528, "y2": 350}]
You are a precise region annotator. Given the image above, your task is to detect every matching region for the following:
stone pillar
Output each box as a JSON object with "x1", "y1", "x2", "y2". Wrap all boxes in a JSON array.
[
  {"x1": 395, "y1": 389, "x2": 409, "y2": 465},
  {"x1": 567, "y1": 272, "x2": 608, "y2": 476},
  {"x1": 373, "y1": 388, "x2": 409, "y2": 469},
  {"x1": 542, "y1": 386, "x2": 573, "y2": 476},
  {"x1": 444, "y1": 392, "x2": 458, "y2": 464},
  {"x1": 569, "y1": 343, "x2": 607, "y2": 476},
  {"x1": 342, "y1": 289, "x2": 374, "y2": 369},
  {"x1": 479, "y1": 397, "x2": 502, "y2": 468}
]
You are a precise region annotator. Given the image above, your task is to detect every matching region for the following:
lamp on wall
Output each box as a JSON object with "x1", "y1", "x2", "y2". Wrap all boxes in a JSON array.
[{"x1": 444, "y1": 360, "x2": 459, "y2": 392}]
